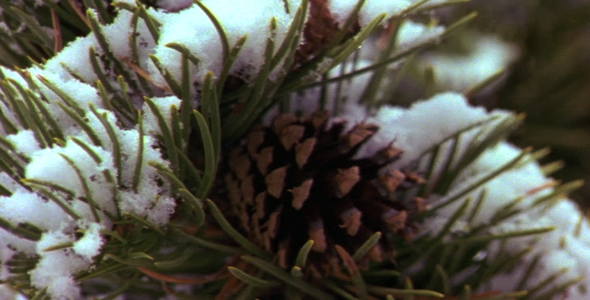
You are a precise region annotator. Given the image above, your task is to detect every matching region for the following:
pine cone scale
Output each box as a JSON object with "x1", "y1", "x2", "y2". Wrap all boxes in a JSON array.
[
  {"x1": 291, "y1": 178, "x2": 313, "y2": 210},
  {"x1": 221, "y1": 111, "x2": 421, "y2": 271}
]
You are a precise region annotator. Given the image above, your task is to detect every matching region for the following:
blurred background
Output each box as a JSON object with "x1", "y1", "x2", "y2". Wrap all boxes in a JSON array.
[
  {"x1": 467, "y1": 0, "x2": 590, "y2": 208},
  {"x1": 410, "y1": 0, "x2": 590, "y2": 208}
]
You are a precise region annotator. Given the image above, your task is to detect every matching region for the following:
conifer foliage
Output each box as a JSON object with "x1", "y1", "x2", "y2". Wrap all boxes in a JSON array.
[{"x1": 0, "y1": 1, "x2": 588, "y2": 300}]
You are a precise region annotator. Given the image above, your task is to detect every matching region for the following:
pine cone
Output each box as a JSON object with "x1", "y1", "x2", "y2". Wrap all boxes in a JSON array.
[
  {"x1": 221, "y1": 111, "x2": 424, "y2": 275},
  {"x1": 295, "y1": 0, "x2": 360, "y2": 65}
]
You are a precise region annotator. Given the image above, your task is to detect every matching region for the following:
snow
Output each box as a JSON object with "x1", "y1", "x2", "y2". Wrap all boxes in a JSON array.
[
  {"x1": 142, "y1": 95, "x2": 183, "y2": 136},
  {"x1": 116, "y1": 129, "x2": 158, "y2": 186},
  {"x1": 353, "y1": 95, "x2": 590, "y2": 299},
  {"x1": 149, "y1": 0, "x2": 303, "y2": 88},
  {"x1": 0, "y1": 0, "x2": 320, "y2": 298},
  {"x1": 72, "y1": 221, "x2": 105, "y2": 260},
  {"x1": 5, "y1": 130, "x2": 41, "y2": 157},
  {"x1": 156, "y1": 0, "x2": 193, "y2": 11},
  {"x1": 30, "y1": 230, "x2": 89, "y2": 300},
  {"x1": 26, "y1": 140, "x2": 116, "y2": 215},
  {"x1": 328, "y1": 0, "x2": 412, "y2": 27},
  {"x1": 327, "y1": 0, "x2": 459, "y2": 28},
  {"x1": 0, "y1": 0, "x2": 586, "y2": 299},
  {"x1": 422, "y1": 32, "x2": 519, "y2": 91},
  {"x1": 0, "y1": 286, "x2": 26, "y2": 300},
  {"x1": 431, "y1": 142, "x2": 552, "y2": 225},
  {"x1": 274, "y1": 44, "x2": 590, "y2": 297},
  {"x1": 265, "y1": 58, "x2": 376, "y2": 123},
  {"x1": 0, "y1": 173, "x2": 20, "y2": 194},
  {"x1": 102, "y1": 8, "x2": 159, "y2": 75},
  {"x1": 43, "y1": 35, "x2": 100, "y2": 82},
  {"x1": 30, "y1": 70, "x2": 103, "y2": 110},
  {"x1": 289, "y1": 63, "x2": 590, "y2": 298},
  {"x1": 0, "y1": 88, "x2": 175, "y2": 299},
  {"x1": 486, "y1": 205, "x2": 590, "y2": 298},
  {"x1": 118, "y1": 189, "x2": 175, "y2": 227},
  {"x1": 356, "y1": 92, "x2": 512, "y2": 167},
  {"x1": 396, "y1": 20, "x2": 445, "y2": 48},
  {"x1": 0, "y1": 188, "x2": 71, "y2": 232}
]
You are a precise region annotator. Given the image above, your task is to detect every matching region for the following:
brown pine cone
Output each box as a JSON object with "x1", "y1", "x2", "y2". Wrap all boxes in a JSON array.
[
  {"x1": 222, "y1": 111, "x2": 423, "y2": 274},
  {"x1": 295, "y1": 0, "x2": 360, "y2": 66}
]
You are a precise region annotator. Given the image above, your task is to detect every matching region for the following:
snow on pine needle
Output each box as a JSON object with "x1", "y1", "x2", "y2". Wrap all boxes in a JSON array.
[
  {"x1": 288, "y1": 57, "x2": 590, "y2": 298},
  {"x1": 0, "y1": 0, "x2": 417, "y2": 298},
  {"x1": 0, "y1": 0, "x2": 587, "y2": 300}
]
